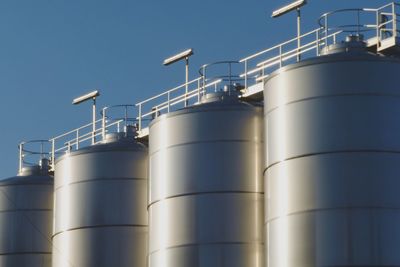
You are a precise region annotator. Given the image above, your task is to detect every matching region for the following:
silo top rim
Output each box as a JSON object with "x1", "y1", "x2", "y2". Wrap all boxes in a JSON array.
[
  {"x1": 0, "y1": 174, "x2": 53, "y2": 186},
  {"x1": 55, "y1": 138, "x2": 147, "y2": 164},
  {"x1": 263, "y1": 51, "x2": 400, "y2": 83},
  {"x1": 148, "y1": 95, "x2": 261, "y2": 128}
]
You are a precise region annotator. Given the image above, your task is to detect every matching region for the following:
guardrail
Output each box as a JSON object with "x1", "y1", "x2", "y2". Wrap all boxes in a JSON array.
[
  {"x1": 19, "y1": 2, "x2": 399, "y2": 172},
  {"x1": 18, "y1": 140, "x2": 52, "y2": 173}
]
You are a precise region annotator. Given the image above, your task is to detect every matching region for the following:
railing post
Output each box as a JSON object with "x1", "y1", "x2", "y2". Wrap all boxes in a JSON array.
[
  {"x1": 76, "y1": 129, "x2": 79, "y2": 150},
  {"x1": 376, "y1": 10, "x2": 380, "y2": 49},
  {"x1": 92, "y1": 98, "x2": 96, "y2": 145},
  {"x1": 297, "y1": 8, "x2": 301, "y2": 62},
  {"x1": 197, "y1": 79, "x2": 201, "y2": 102},
  {"x1": 228, "y1": 62, "x2": 232, "y2": 88},
  {"x1": 138, "y1": 104, "x2": 142, "y2": 131},
  {"x1": 167, "y1": 91, "x2": 171, "y2": 112},
  {"x1": 325, "y1": 15, "x2": 328, "y2": 40},
  {"x1": 102, "y1": 108, "x2": 106, "y2": 140},
  {"x1": 18, "y1": 143, "x2": 23, "y2": 173},
  {"x1": 279, "y1": 45, "x2": 283, "y2": 68},
  {"x1": 244, "y1": 61, "x2": 248, "y2": 89},
  {"x1": 261, "y1": 63, "x2": 265, "y2": 81},
  {"x1": 124, "y1": 106, "x2": 128, "y2": 128},
  {"x1": 40, "y1": 142, "x2": 44, "y2": 160},
  {"x1": 393, "y1": 3, "x2": 397, "y2": 38},
  {"x1": 316, "y1": 30, "x2": 320, "y2": 56},
  {"x1": 51, "y1": 139, "x2": 55, "y2": 170},
  {"x1": 202, "y1": 66, "x2": 206, "y2": 96}
]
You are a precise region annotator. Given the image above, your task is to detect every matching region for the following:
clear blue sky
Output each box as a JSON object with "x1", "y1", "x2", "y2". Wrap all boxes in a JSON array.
[{"x1": 0, "y1": 0, "x2": 392, "y2": 178}]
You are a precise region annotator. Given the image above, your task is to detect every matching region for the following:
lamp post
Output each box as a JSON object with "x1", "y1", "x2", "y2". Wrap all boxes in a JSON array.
[
  {"x1": 272, "y1": 0, "x2": 307, "y2": 62},
  {"x1": 72, "y1": 90, "x2": 100, "y2": 145},
  {"x1": 163, "y1": 49, "x2": 194, "y2": 107}
]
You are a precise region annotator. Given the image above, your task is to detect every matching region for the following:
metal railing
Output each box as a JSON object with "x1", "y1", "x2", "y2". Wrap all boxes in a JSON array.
[
  {"x1": 376, "y1": 2, "x2": 400, "y2": 49},
  {"x1": 239, "y1": 28, "x2": 342, "y2": 83},
  {"x1": 101, "y1": 104, "x2": 138, "y2": 139},
  {"x1": 18, "y1": 140, "x2": 52, "y2": 173},
  {"x1": 19, "y1": 2, "x2": 399, "y2": 171},
  {"x1": 135, "y1": 77, "x2": 223, "y2": 131},
  {"x1": 317, "y1": 3, "x2": 400, "y2": 49}
]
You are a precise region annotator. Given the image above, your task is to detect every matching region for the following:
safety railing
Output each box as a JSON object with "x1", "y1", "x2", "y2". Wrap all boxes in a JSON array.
[
  {"x1": 376, "y1": 2, "x2": 400, "y2": 49},
  {"x1": 18, "y1": 140, "x2": 52, "y2": 173},
  {"x1": 23, "y1": 2, "x2": 398, "y2": 171},
  {"x1": 46, "y1": 104, "x2": 140, "y2": 169},
  {"x1": 135, "y1": 77, "x2": 223, "y2": 131},
  {"x1": 239, "y1": 28, "x2": 343, "y2": 83},
  {"x1": 101, "y1": 104, "x2": 138, "y2": 139}
]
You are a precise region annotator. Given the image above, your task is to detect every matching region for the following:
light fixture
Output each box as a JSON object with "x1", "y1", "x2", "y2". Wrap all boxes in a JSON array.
[
  {"x1": 72, "y1": 90, "x2": 100, "y2": 145},
  {"x1": 272, "y1": 0, "x2": 307, "y2": 61},
  {"x1": 72, "y1": 90, "x2": 100, "y2": 105},
  {"x1": 272, "y1": 0, "x2": 307, "y2": 18},
  {"x1": 163, "y1": 49, "x2": 194, "y2": 107},
  {"x1": 163, "y1": 49, "x2": 193, "y2": 66}
]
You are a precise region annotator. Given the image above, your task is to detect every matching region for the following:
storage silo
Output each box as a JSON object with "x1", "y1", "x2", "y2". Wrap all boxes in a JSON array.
[
  {"x1": 264, "y1": 36, "x2": 400, "y2": 266},
  {"x1": 148, "y1": 90, "x2": 264, "y2": 267},
  {"x1": 0, "y1": 159, "x2": 53, "y2": 267},
  {"x1": 52, "y1": 126, "x2": 148, "y2": 267}
]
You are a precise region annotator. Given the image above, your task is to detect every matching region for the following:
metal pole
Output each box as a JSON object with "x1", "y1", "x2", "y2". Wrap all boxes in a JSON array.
[
  {"x1": 393, "y1": 3, "x2": 397, "y2": 38},
  {"x1": 167, "y1": 91, "x2": 171, "y2": 112},
  {"x1": 18, "y1": 143, "x2": 23, "y2": 173},
  {"x1": 197, "y1": 79, "x2": 201, "y2": 102},
  {"x1": 124, "y1": 106, "x2": 128, "y2": 128},
  {"x1": 138, "y1": 104, "x2": 142, "y2": 131},
  {"x1": 92, "y1": 98, "x2": 96, "y2": 145},
  {"x1": 76, "y1": 129, "x2": 79, "y2": 150},
  {"x1": 185, "y1": 57, "x2": 189, "y2": 107},
  {"x1": 51, "y1": 139, "x2": 55, "y2": 170},
  {"x1": 202, "y1": 66, "x2": 206, "y2": 96},
  {"x1": 102, "y1": 108, "x2": 106, "y2": 140},
  {"x1": 40, "y1": 142, "x2": 44, "y2": 160},
  {"x1": 297, "y1": 8, "x2": 301, "y2": 61},
  {"x1": 244, "y1": 61, "x2": 248, "y2": 89}
]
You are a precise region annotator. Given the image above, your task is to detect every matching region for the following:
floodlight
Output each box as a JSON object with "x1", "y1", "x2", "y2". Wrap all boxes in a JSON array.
[
  {"x1": 163, "y1": 49, "x2": 194, "y2": 66},
  {"x1": 163, "y1": 49, "x2": 194, "y2": 107},
  {"x1": 72, "y1": 90, "x2": 100, "y2": 105},
  {"x1": 72, "y1": 90, "x2": 101, "y2": 145},
  {"x1": 272, "y1": 0, "x2": 307, "y2": 18}
]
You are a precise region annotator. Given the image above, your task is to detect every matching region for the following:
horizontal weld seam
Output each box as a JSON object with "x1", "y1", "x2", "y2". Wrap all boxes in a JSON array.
[
  {"x1": 149, "y1": 241, "x2": 265, "y2": 256},
  {"x1": 52, "y1": 224, "x2": 148, "y2": 238},
  {"x1": 264, "y1": 150, "x2": 400, "y2": 174},
  {"x1": 266, "y1": 206, "x2": 400, "y2": 223},
  {"x1": 55, "y1": 177, "x2": 147, "y2": 190},
  {"x1": 148, "y1": 191, "x2": 264, "y2": 208}
]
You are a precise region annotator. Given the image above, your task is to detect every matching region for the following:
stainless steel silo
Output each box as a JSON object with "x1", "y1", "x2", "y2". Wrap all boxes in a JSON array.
[
  {"x1": 0, "y1": 160, "x2": 53, "y2": 267},
  {"x1": 52, "y1": 128, "x2": 148, "y2": 267},
  {"x1": 148, "y1": 91, "x2": 264, "y2": 267},
  {"x1": 264, "y1": 37, "x2": 400, "y2": 266}
]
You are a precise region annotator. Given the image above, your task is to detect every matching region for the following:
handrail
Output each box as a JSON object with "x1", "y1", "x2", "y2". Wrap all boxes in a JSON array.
[
  {"x1": 240, "y1": 28, "x2": 321, "y2": 63},
  {"x1": 23, "y1": 1, "x2": 398, "y2": 172},
  {"x1": 18, "y1": 140, "x2": 51, "y2": 172}
]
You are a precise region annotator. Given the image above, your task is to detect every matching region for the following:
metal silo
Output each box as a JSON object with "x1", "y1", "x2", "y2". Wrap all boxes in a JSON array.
[
  {"x1": 148, "y1": 89, "x2": 264, "y2": 267},
  {"x1": 52, "y1": 126, "x2": 148, "y2": 267},
  {"x1": 0, "y1": 142, "x2": 53, "y2": 267},
  {"x1": 264, "y1": 33, "x2": 400, "y2": 266}
]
